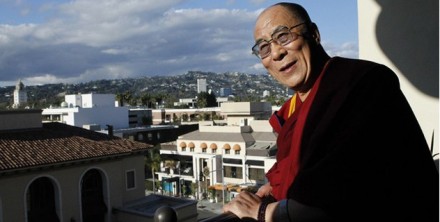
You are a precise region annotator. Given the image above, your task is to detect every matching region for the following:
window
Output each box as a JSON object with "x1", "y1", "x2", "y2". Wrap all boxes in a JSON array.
[
  {"x1": 212, "y1": 149, "x2": 217, "y2": 154},
  {"x1": 126, "y1": 170, "x2": 136, "y2": 190},
  {"x1": 202, "y1": 148, "x2": 207, "y2": 153},
  {"x1": 27, "y1": 177, "x2": 59, "y2": 222},
  {"x1": 225, "y1": 149, "x2": 230, "y2": 154},
  {"x1": 182, "y1": 147, "x2": 186, "y2": 152},
  {"x1": 224, "y1": 166, "x2": 242, "y2": 179},
  {"x1": 190, "y1": 147, "x2": 194, "y2": 152},
  {"x1": 234, "y1": 150, "x2": 240, "y2": 155},
  {"x1": 81, "y1": 169, "x2": 107, "y2": 221},
  {"x1": 249, "y1": 168, "x2": 265, "y2": 181}
]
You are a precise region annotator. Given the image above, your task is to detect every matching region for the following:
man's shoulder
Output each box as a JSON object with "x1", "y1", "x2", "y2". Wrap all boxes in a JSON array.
[
  {"x1": 331, "y1": 56, "x2": 384, "y2": 69},
  {"x1": 323, "y1": 56, "x2": 398, "y2": 89},
  {"x1": 330, "y1": 56, "x2": 394, "y2": 77}
]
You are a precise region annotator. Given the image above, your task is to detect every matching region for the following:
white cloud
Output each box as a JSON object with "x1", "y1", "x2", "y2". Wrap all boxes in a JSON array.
[{"x1": 0, "y1": 0, "x2": 359, "y2": 86}]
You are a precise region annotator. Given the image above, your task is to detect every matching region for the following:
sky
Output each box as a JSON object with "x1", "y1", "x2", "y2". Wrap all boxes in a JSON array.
[{"x1": 0, "y1": 0, "x2": 358, "y2": 87}]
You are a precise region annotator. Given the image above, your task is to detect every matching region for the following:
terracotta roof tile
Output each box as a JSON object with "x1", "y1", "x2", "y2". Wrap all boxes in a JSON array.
[{"x1": 0, "y1": 122, "x2": 152, "y2": 171}]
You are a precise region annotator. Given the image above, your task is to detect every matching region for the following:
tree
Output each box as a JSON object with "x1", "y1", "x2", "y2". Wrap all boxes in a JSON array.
[
  {"x1": 154, "y1": 93, "x2": 166, "y2": 108},
  {"x1": 196, "y1": 91, "x2": 217, "y2": 108},
  {"x1": 116, "y1": 91, "x2": 134, "y2": 106},
  {"x1": 145, "y1": 145, "x2": 161, "y2": 193},
  {"x1": 123, "y1": 91, "x2": 134, "y2": 106},
  {"x1": 115, "y1": 93, "x2": 124, "y2": 106},
  {"x1": 140, "y1": 93, "x2": 153, "y2": 108}
]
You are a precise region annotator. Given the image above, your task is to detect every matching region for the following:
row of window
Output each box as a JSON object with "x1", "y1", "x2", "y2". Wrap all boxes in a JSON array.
[
  {"x1": 180, "y1": 147, "x2": 240, "y2": 154},
  {"x1": 223, "y1": 166, "x2": 265, "y2": 181}
]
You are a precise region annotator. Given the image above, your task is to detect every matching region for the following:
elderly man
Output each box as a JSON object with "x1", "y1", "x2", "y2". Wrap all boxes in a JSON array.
[{"x1": 223, "y1": 2, "x2": 438, "y2": 222}]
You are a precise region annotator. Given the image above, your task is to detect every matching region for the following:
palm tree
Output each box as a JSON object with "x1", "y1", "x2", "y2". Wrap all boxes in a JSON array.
[
  {"x1": 145, "y1": 145, "x2": 161, "y2": 193},
  {"x1": 115, "y1": 93, "x2": 124, "y2": 106},
  {"x1": 140, "y1": 93, "x2": 153, "y2": 108}
]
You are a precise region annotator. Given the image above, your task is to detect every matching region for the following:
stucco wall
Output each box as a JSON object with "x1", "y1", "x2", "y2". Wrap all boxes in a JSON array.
[
  {"x1": 0, "y1": 155, "x2": 145, "y2": 222},
  {"x1": 358, "y1": 0, "x2": 439, "y2": 160}
]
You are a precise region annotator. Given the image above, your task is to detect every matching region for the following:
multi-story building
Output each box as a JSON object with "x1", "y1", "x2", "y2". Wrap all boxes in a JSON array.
[
  {"x1": 42, "y1": 93, "x2": 129, "y2": 129},
  {"x1": 219, "y1": 87, "x2": 232, "y2": 97},
  {"x1": 157, "y1": 102, "x2": 277, "y2": 202},
  {"x1": 197, "y1": 78, "x2": 207, "y2": 93}
]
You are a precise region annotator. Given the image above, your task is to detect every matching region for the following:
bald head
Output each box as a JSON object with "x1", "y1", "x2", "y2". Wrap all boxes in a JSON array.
[{"x1": 260, "y1": 2, "x2": 312, "y2": 25}]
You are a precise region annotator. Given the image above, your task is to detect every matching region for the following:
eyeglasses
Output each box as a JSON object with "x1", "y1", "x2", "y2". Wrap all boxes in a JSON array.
[{"x1": 252, "y1": 22, "x2": 306, "y2": 59}]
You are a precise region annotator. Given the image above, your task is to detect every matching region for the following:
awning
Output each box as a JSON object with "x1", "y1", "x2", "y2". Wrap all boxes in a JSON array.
[
  {"x1": 232, "y1": 144, "x2": 241, "y2": 151},
  {"x1": 179, "y1": 142, "x2": 186, "y2": 148},
  {"x1": 210, "y1": 143, "x2": 218, "y2": 150},
  {"x1": 188, "y1": 142, "x2": 195, "y2": 148},
  {"x1": 223, "y1": 158, "x2": 242, "y2": 164},
  {"x1": 223, "y1": 144, "x2": 231, "y2": 150},
  {"x1": 200, "y1": 142, "x2": 207, "y2": 149},
  {"x1": 162, "y1": 177, "x2": 180, "y2": 183},
  {"x1": 208, "y1": 184, "x2": 227, "y2": 191},
  {"x1": 160, "y1": 154, "x2": 192, "y2": 161},
  {"x1": 245, "y1": 160, "x2": 264, "y2": 166}
]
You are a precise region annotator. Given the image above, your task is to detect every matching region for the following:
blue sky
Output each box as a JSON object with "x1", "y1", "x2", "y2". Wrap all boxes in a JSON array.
[{"x1": 0, "y1": 0, "x2": 358, "y2": 87}]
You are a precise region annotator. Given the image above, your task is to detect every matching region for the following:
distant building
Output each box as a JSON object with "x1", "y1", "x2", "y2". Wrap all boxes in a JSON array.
[
  {"x1": 262, "y1": 90, "x2": 270, "y2": 98},
  {"x1": 42, "y1": 93, "x2": 129, "y2": 129},
  {"x1": 220, "y1": 87, "x2": 232, "y2": 97},
  {"x1": 12, "y1": 79, "x2": 27, "y2": 108},
  {"x1": 197, "y1": 78, "x2": 207, "y2": 93},
  {"x1": 151, "y1": 107, "x2": 223, "y2": 125},
  {"x1": 175, "y1": 98, "x2": 197, "y2": 108}
]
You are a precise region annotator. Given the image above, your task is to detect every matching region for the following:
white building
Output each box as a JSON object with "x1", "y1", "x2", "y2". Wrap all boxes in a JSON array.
[
  {"x1": 157, "y1": 102, "x2": 276, "y2": 202},
  {"x1": 12, "y1": 79, "x2": 27, "y2": 108},
  {"x1": 262, "y1": 90, "x2": 270, "y2": 98},
  {"x1": 42, "y1": 93, "x2": 129, "y2": 130},
  {"x1": 197, "y1": 78, "x2": 207, "y2": 93}
]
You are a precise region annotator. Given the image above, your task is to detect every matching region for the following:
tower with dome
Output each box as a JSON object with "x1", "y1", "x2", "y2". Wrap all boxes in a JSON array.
[{"x1": 12, "y1": 79, "x2": 28, "y2": 109}]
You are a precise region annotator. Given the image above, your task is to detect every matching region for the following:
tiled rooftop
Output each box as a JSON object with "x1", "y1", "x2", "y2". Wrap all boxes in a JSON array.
[{"x1": 0, "y1": 122, "x2": 152, "y2": 172}]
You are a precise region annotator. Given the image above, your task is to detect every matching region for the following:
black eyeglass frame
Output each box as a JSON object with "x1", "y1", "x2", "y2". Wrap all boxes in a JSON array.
[{"x1": 252, "y1": 22, "x2": 307, "y2": 59}]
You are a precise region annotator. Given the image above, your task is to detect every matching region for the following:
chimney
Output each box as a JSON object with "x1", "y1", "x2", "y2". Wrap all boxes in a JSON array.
[{"x1": 106, "y1": 124, "x2": 113, "y2": 138}]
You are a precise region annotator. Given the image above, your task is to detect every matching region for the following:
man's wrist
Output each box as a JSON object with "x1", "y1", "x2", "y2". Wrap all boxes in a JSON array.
[
  {"x1": 258, "y1": 202, "x2": 269, "y2": 222},
  {"x1": 265, "y1": 202, "x2": 280, "y2": 222}
]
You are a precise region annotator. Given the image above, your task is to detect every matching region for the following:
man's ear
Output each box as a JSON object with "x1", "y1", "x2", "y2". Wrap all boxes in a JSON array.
[{"x1": 310, "y1": 22, "x2": 321, "y2": 44}]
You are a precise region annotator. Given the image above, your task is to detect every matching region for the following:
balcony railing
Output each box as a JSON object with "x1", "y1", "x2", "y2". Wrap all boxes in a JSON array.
[
  {"x1": 198, "y1": 212, "x2": 241, "y2": 222},
  {"x1": 151, "y1": 202, "x2": 241, "y2": 222}
]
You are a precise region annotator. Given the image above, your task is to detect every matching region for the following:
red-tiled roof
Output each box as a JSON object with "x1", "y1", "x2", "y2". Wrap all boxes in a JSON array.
[{"x1": 0, "y1": 122, "x2": 152, "y2": 171}]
